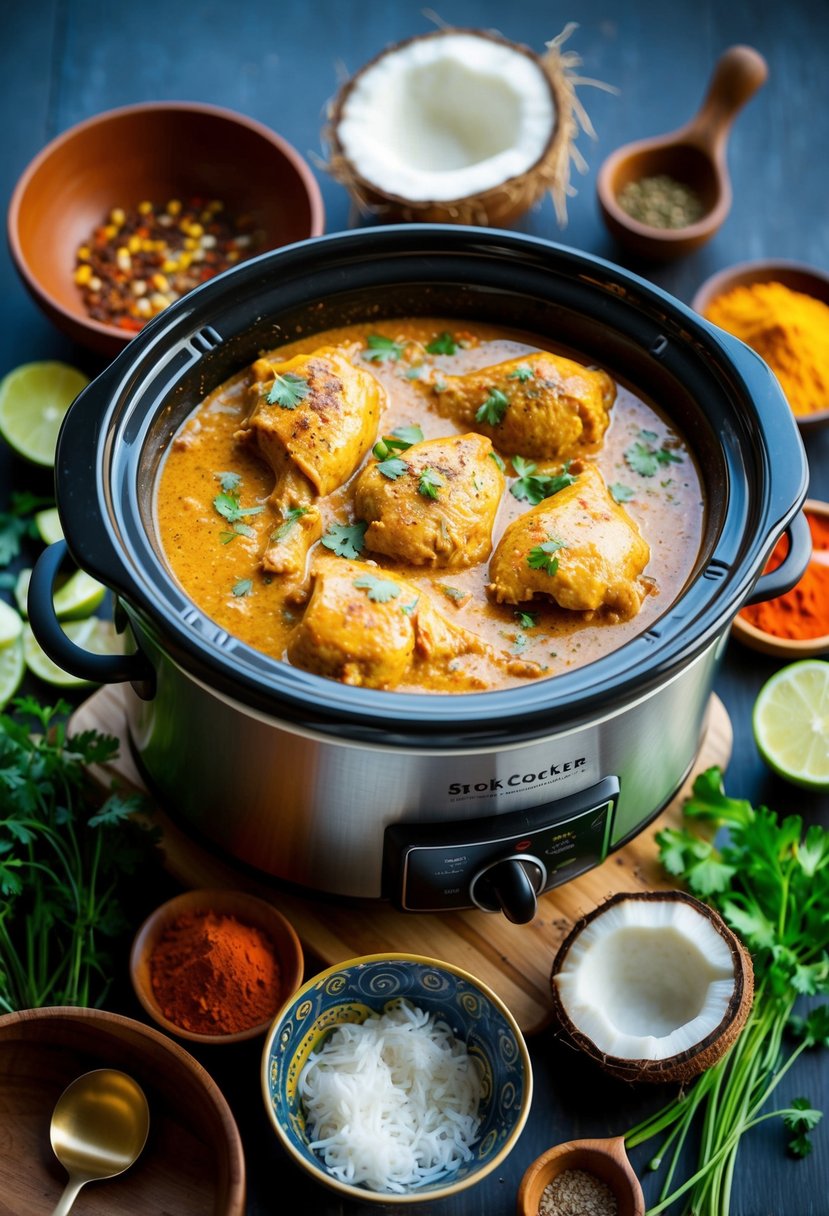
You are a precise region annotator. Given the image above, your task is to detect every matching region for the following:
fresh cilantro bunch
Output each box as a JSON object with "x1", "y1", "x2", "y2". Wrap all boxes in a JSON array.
[
  {"x1": 0, "y1": 697, "x2": 159, "y2": 1011},
  {"x1": 625, "y1": 767, "x2": 828, "y2": 1215}
]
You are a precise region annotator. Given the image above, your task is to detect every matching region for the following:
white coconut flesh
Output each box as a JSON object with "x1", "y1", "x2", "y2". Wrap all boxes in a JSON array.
[
  {"x1": 336, "y1": 34, "x2": 556, "y2": 201},
  {"x1": 554, "y1": 899, "x2": 738, "y2": 1061}
]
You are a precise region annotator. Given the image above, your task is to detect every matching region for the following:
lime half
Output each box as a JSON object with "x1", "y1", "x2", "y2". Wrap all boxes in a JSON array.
[
  {"x1": 0, "y1": 361, "x2": 89, "y2": 466},
  {"x1": 0, "y1": 598, "x2": 22, "y2": 648},
  {"x1": 23, "y1": 618, "x2": 122, "y2": 689},
  {"x1": 34, "y1": 506, "x2": 64, "y2": 545},
  {"x1": 0, "y1": 636, "x2": 25, "y2": 709},
  {"x1": 753, "y1": 659, "x2": 829, "y2": 790},
  {"x1": 52, "y1": 569, "x2": 107, "y2": 620}
]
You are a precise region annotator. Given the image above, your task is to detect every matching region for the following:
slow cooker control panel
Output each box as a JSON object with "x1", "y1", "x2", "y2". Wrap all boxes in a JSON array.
[{"x1": 383, "y1": 776, "x2": 618, "y2": 914}]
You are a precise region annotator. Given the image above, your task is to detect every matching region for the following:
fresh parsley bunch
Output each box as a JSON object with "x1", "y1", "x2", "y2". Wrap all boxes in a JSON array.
[
  {"x1": 625, "y1": 766, "x2": 828, "y2": 1215},
  {"x1": 0, "y1": 697, "x2": 158, "y2": 1011}
]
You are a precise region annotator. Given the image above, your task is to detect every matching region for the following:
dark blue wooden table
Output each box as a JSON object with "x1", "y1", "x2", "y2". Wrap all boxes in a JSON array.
[{"x1": 2, "y1": 3, "x2": 827, "y2": 1213}]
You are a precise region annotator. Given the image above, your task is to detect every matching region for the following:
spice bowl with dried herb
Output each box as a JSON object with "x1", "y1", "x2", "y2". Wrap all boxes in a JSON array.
[
  {"x1": 516, "y1": 1135, "x2": 644, "y2": 1216},
  {"x1": 130, "y1": 886, "x2": 304, "y2": 1045}
]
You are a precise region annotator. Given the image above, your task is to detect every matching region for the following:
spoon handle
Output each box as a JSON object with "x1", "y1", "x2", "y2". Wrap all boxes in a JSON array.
[
  {"x1": 50, "y1": 1177, "x2": 86, "y2": 1216},
  {"x1": 686, "y1": 45, "x2": 768, "y2": 157}
]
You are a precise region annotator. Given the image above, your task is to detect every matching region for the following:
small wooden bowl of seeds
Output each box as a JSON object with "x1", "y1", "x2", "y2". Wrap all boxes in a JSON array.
[{"x1": 517, "y1": 1135, "x2": 645, "y2": 1216}]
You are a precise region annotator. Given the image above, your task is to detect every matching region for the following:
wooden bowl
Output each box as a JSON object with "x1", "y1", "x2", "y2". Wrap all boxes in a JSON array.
[
  {"x1": 731, "y1": 498, "x2": 829, "y2": 658},
  {"x1": 130, "y1": 887, "x2": 304, "y2": 1045},
  {"x1": 516, "y1": 1135, "x2": 645, "y2": 1216},
  {"x1": 692, "y1": 261, "x2": 829, "y2": 432},
  {"x1": 0, "y1": 1005, "x2": 245, "y2": 1215},
  {"x1": 8, "y1": 101, "x2": 325, "y2": 358}
]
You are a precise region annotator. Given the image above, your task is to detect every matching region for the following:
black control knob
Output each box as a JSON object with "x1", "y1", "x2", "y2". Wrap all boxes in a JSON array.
[{"x1": 470, "y1": 856, "x2": 545, "y2": 924}]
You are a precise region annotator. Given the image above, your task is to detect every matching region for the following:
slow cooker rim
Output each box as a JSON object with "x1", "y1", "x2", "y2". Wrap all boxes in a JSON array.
[{"x1": 55, "y1": 224, "x2": 808, "y2": 743}]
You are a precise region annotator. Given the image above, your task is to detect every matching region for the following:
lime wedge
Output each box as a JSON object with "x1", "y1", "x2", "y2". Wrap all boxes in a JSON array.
[
  {"x1": 52, "y1": 569, "x2": 107, "y2": 620},
  {"x1": 0, "y1": 636, "x2": 25, "y2": 709},
  {"x1": 753, "y1": 659, "x2": 829, "y2": 790},
  {"x1": 34, "y1": 507, "x2": 64, "y2": 545},
  {"x1": 0, "y1": 598, "x2": 23, "y2": 647},
  {"x1": 0, "y1": 361, "x2": 89, "y2": 466},
  {"x1": 14, "y1": 568, "x2": 31, "y2": 618},
  {"x1": 22, "y1": 618, "x2": 122, "y2": 689}
]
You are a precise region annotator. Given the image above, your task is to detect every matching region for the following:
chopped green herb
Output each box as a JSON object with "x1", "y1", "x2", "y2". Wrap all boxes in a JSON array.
[
  {"x1": 376, "y1": 457, "x2": 409, "y2": 480},
  {"x1": 510, "y1": 456, "x2": 577, "y2": 505},
  {"x1": 475, "y1": 389, "x2": 509, "y2": 426},
  {"x1": 527, "y1": 537, "x2": 565, "y2": 576},
  {"x1": 488, "y1": 449, "x2": 506, "y2": 472},
  {"x1": 400, "y1": 597, "x2": 419, "y2": 616},
  {"x1": 418, "y1": 467, "x2": 445, "y2": 499},
  {"x1": 426, "y1": 331, "x2": 458, "y2": 356},
  {"x1": 271, "y1": 505, "x2": 309, "y2": 543},
  {"x1": 610, "y1": 482, "x2": 635, "y2": 503},
  {"x1": 231, "y1": 578, "x2": 253, "y2": 597},
  {"x1": 515, "y1": 610, "x2": 537, "y2": 629},
  {"x1": 441, "y1": 585, "x2": 466, "y2": 602},
  {"x1": 353, "y1": 573, "x2": 401, "y2": 603},
  {"x1": 266, "y1": 371, "x2": 310, "y2": 410},
  {"x1": 321, "y1": 520, "x2": 367, "y2": 560},
  {"x1": 362, "y1": 334, "x2": 405, "y2": 363},
  {"x1": 373, "y1": 426, "x2": 424, "y2": 460},
  {"x1": 213, "y1": 492, "x2": 265, "y2": 524},
  {"x1": 216, "y1": 470, "x2": 242, "y2": 492},
  {"x1": 512, "y1": 631, "x2": 529, "y2": 651},
  {"x1": 219, "y1": 522, "x2": 256, "y2": 545},
  {"x1": 625, "y1": 431, "x2": 684, "y2": 477},
  {"x1": 508, "y1": 364, "x2": 534, "y2": 383}
]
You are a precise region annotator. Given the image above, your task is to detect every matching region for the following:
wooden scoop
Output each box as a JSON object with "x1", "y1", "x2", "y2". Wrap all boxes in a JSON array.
[
  {"x1": 516, "y1": 1134, "x2": 645, "y2": 1216},
  {"x1": 597, "y1": 45, "x2": 768, "y2": 260}
]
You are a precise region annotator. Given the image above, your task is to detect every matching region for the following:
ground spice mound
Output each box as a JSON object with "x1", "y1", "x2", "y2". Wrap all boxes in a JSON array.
[
  {"x1": 150, "y1": 908, "x2": 282, "y2": 1035},
  {"x1": 538, "y1": 1167, "x2": 618, "y2": 1216},
  {"x1": 739, "y1": 509, "x2": 829, "y2": 640}
]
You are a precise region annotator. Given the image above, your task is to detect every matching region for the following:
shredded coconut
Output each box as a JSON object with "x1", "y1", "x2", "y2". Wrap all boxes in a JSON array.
[{"x1": 298, "y1": 998, "x2": 483, "y2": 1193}]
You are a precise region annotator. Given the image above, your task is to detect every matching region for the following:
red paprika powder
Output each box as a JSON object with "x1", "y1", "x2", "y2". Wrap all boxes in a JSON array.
[
  {"x1": 150, "y1": 908, "x2": 282, "y2": 1035},
  {"x1": 739, "y1": 508, "x2": 829, "y2": 640}
]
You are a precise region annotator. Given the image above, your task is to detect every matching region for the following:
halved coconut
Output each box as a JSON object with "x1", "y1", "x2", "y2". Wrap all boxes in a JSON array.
[
  {"x1": 323, "y1": 25, "x2": 606, "y2": 227},
  {"x1": 550, "y1": 891, "x2": 753, "y2": 1084}
]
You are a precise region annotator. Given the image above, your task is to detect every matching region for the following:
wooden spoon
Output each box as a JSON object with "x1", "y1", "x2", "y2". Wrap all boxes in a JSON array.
[
  {"x1": 516, "y1": 1135, "x2": 645, "y2": 1216},
  {"x1": 597, "y1": 45, "x2": 768, "y2": 260}
]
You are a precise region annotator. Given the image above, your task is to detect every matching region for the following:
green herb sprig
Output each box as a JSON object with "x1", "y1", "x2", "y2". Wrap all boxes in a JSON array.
[
  {"x1": 321, "y1": 521, "x2": 367, "y2": 560},
  {"x1": 265, "y1": 372, "x2": 310, "y2": 410},
  {"x1": 475, "y1": 389, "x2": 509, "y2": 426},
  {"x1": 362, "y1": 335, "x2": 405, "y2": 363},
  {"x1": 510, "y1": 457, "x2": 577, "y2": 506},
  {"x1": 625, "y1": 429, "x2": 683, "y2": 477},
  {"x1": 527, "y1": 537, "x2": 565, "y2": 576},
  {"x1": 625, "y1": 767, "x2": 829, "y2": 1215}
]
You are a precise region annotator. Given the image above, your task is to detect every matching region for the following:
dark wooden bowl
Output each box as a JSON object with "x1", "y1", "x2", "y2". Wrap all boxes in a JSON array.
[
  {"x1": 0, "y1": 1005, "x2": 246, "y2": 1215},
  {"x1": 8, "y1": 101, "x2": 325, "y2": 357}
]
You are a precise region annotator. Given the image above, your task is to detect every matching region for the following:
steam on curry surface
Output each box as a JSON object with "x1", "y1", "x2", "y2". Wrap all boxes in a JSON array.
[{"x1": 154, "y1": 319, "x2": 704, "y2": 693}]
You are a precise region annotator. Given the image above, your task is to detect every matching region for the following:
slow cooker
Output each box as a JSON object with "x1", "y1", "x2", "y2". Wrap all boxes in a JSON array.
[{"x1": 29, "y1": 227, "x2": 810, "y2": 924}]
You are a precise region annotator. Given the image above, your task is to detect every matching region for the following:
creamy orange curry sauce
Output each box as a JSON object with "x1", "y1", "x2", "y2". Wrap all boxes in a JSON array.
[{"x1": 155, "y1": 319, "x2": 704, "y2": 693}]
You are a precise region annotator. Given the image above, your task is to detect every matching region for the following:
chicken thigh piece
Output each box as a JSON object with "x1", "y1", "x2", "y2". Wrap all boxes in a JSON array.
[
  {"x1": 287, "y1": 556, "x2": 489, "y2": 689},
  {"x1": 488, "y1": 463, "x2": 651, "y2": 621},
  {"x1": 354, "y1": 432, "x2": 505, "y2": 568},
  {"x1": 238, "y1": 345, "x2": 383, "y2": 574},
  {"x1": 433, "y1": 352, "x2": 615, "y2": 461}
]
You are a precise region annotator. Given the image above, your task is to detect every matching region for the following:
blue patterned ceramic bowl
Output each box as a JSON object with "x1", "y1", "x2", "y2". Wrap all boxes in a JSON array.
[{"x1": 261, "y1": 953, "x2": 532, "y2": 1203}]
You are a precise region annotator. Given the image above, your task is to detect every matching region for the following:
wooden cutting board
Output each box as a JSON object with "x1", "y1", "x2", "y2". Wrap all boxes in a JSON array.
[{"x1": 70, "y1": 686, "x2": 731, "y2": 1036}]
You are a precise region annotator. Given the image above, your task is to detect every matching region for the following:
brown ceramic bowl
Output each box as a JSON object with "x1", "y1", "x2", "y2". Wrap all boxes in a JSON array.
[
  {"x1": 0, "y1": 1005, "x2": 245, "y2": 1215},
  {"x1": 516, "y1": 1135, "x2": 645, "y2": 1216},
  {"x1": 731, "y1": 498, "x2": 829, "y2": 658},
  {"x1": 691, "y1": 260, "x2": 829, "y2": 432},
  {"x1": 8, "y1": 101, "x2": 325, "y2": 357},
  {"x1": 130, "y1": 887, "x2": 304, "y2": 1045}
]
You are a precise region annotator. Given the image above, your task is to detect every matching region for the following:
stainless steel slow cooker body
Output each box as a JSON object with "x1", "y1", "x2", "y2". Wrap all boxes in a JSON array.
[{"x1": 30, "y1": 227, "x2": 809, "y2": 919}]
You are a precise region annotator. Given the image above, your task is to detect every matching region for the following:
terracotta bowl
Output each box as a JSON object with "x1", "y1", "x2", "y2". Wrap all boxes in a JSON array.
[
  {"x1": 130, "y1": 887, "x2": 304, "y2": 1045},
  {"x1": 691, "y1": 260, "x2": 829, "y2": 432},
  {"x1": 516, "y1": 1136, "x2": 645, "y2": 1216},
  {"x1": 8, "y1": 101, "x2": 325, "y2": 357},
  {"x1": 0, "y1": 1005, "x2": 245, "y2": 1216},
  {"x1": 731, "y1": 498, "x2": 829, "y2": 659},
  {"x1": 262, "y1": 952, "x2": 532, "y2": 1204}
]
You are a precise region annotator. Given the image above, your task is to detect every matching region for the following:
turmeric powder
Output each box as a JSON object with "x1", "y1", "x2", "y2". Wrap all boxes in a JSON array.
[{"x1": 705, "y1": 281, "x2": 829, "y2": 416}]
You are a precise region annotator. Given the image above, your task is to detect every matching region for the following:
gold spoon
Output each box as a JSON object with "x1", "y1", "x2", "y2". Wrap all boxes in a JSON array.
[{"x1": 49, "y1": 1068, "x2": 150, "y2": 1216}]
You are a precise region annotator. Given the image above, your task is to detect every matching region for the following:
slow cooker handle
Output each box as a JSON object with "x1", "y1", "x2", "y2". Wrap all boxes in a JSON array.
[
  {"x1": 28, "y1": 540, "x2": 155, "y2": 687},
  {"x1": 742, "y1": 511, "x2": 812, "y2": 606}
]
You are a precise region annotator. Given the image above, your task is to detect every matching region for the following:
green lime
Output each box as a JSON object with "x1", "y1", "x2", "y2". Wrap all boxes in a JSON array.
[
  {"x1": 52, "y1": 569, "x2": 107, "y2": 620},
  {"x1": 22, "y1": 618, "x2": 122, "y2": 689},
  {"x1": 14, "y1": 568, "x2": 31, "y2": 618},
  {"x1": 34, "y1": 506, "x2": 64, "y2": 545},
  {"x1": 0, "y1": 361, "x2": 89, "y2": 466},
  {"x1": 0, "y1": 598, "x2": 23, "y2": 647},
  {"x1": 753, "y1": 659, "x2": 829, "y2": 790},
  {"x1": 0, "y1": 636, "x2": 25, "y2": 709}
]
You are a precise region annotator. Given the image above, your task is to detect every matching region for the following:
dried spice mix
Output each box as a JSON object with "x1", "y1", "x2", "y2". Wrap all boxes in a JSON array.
[
  {"x1": 537, "y1": 1168, "x2": 618, "y2": 1216},
  {"x1": 74, "y1": 198, "x2": 262, "y2": 332}
]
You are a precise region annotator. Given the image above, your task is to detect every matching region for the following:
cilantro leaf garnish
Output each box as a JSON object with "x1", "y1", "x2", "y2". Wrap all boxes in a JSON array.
[
  {"x1": 489, "y1": 449, "x2": 506, "y2": 472},
  {"x1": 515, "y1": 610, "x2": 537, "y2": 628},
  {"x1": 426, "y1": 331, "x2": 458, "y2": 355},
  {"x1": 508, "y1": 364, "x2": 534, "y2": 382},
  {"x1": 266, "y1": 371, "x2": 310, "y2": 409},
  {"x1": 475, "y1": 389, "x2": 509, "y2": 426},
  {"x1": 216, "y1": 470, "x2": 242, "y2": 492},
  {"x1": 527, "y1": 537, "x2": 565, "y2": 576},
  {"x1": 373, "y1": 425, "x2": 424, "y2": 460},
  {"x1": 610, "y1": 482, "x2": 635, "y2": 503},
  {"x1": 625, "y1": 431, "x2": 684, "y2": 477},
  {"x1": 220, "y1": 522, "x2": 256, "y2": 545},
  {"x1": 510, "y1": 456, "x2": 577, "y2": 505},
  {"x1": 376, "y1": 457, "x2": 409, "y2": 480},
  {"x1": 213, "y1": 492, "x2": 265, "y2": 524},
  {"x1": 784, "y1": 1099, "x2": 822, "y2": 1158},
  {"x1": 231, "y1": 578, "x2": 253, "y2": 597},
  {"x1": 362, "y1": 334, "x2": 405, "y2": 362},
  {"x1": 353, "y1": 573, "x2": 401, "y2": 603},
  {"x1": 400, "y1": 597, "x2": 419, "y2": 616},
  {"x1": 321, "y1": 520, "x2": 367, "y2": 560},
  {"x1": 271, "y1": 505, "x2": 309, "y2": 543},
  {"x1": 418, "y1": 467, "x2": 445, "y2": 499}
]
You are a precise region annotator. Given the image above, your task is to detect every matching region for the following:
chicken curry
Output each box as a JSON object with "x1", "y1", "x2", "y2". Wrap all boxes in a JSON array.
[{"x1": 155, "y1": 319, "x2": 704, "y2": 693}]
